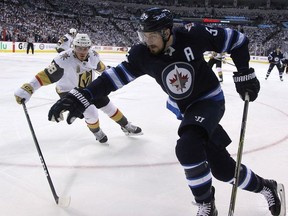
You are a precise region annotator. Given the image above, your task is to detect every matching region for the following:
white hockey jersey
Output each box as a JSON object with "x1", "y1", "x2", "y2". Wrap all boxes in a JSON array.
[
  {"x1": 55, "y1": 33, "x2": 74, "y2": 52},
  {"x1": 34, "y1": 48, "x2": 106, "y2": 94}
]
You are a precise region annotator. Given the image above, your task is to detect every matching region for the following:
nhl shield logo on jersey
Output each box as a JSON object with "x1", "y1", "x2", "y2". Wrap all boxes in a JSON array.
[{"x1": 162, "y1": 62, "x2": 194, "y2": 100}]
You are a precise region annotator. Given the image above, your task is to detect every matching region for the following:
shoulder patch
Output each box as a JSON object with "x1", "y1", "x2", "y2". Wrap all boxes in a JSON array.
[
  {"x1": 60, "y1": 52, "x2": 70, "y2": 60},
  {"x1": 184, "y1": 23, "x2": 196, "y2": 32}
]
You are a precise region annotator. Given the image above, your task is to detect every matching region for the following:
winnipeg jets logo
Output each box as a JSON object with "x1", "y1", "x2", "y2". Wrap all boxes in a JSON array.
[
  {"x1": 169, "y1": 67, "x2": 189, "y2": 92},
  {"x1": 162, "y1": 62, "x2": 194, "y2": 100}
]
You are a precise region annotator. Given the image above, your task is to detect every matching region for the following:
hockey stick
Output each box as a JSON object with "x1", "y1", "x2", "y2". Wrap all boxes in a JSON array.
[
  {"x1": 228, "y1": 92, "x2": 250, "y2": 216},
  {"x1": 214, "y1": 57, "x2": 236, "y2": 67},
  {"x1": 21, "y1": 101, "x2": 70, "y2": 207}
]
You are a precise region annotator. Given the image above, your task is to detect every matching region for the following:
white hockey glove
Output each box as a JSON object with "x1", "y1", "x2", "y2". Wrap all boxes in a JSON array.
[{"x1": 14, "y1": 83, "x2": 34, "y2": 104}]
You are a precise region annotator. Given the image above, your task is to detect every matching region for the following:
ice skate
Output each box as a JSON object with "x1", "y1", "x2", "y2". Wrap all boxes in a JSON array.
[
  {"x1": 121, "y1": 122, "x2": 143, "y2": 136},
  {"x1": 194, "y1": 187, "x2": 218, "y2": 216},
  {"x1": 93, "y1": 129, "x2": 108, "y2": 143},
  {"x1": 260, "y1": 179, "x2": 286, "y2": 216}
]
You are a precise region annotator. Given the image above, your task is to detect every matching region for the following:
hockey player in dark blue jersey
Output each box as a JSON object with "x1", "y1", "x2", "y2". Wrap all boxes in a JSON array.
[
  {"x1": 48, "y1": 8, "x2": 285, "y2": 216},
  {"x1": 265, "y1": 46, "x2": 285, "y2": 81}
]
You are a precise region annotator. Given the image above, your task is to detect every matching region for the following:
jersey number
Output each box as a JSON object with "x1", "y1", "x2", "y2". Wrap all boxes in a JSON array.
[
  {"x1": 46, "y1": 63, "x2": 57, "y2": 74},
  {"x1": 205, "y1": 27, "x2": 218, "y2": 36}
]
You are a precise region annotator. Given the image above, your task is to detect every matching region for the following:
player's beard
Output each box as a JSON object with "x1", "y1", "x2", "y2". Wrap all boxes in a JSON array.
[{"x1": 148, "y1": 44, "x2": 165, "y2": 55}]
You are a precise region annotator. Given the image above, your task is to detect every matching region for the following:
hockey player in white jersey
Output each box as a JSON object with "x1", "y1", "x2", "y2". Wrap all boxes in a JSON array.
[
  {"x1": 55, "y1": 28, "x2": 77, "y2": 53},
  {"x1": 207, "y1": 52, "x2": 225, "y2": 82},
  {"x1": 15, "y1": 33, "x2": 142, "y2": 143}
]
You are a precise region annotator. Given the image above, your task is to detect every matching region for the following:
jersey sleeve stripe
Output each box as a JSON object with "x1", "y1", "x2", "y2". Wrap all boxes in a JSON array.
[
  {"x1": 231, "y1": 32, "x2": 246, "y2": 50},
  {"x1": 221, "y1": 28, "x2": 234, "y2": 53},
  {"x1": 119, "y1": 63, "x2": 136, "y2": 82},
  {"x1": 36, "y1": 70, "x2": 53, "y2": 86},
  {"x1": 104, "y1": 68, "x2": 125, "y2": 89}
]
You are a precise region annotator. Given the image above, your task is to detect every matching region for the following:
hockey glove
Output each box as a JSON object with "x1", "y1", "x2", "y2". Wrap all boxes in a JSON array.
[
  {"x1": 233, "y1": 68, "x2": 260, "y2": 102},
  {"x1": 48, "y1": 88, "x2": 92, "y2": 124},
  {"x1": 14, "y1": 83, "x2": 34, "y2": 104}
]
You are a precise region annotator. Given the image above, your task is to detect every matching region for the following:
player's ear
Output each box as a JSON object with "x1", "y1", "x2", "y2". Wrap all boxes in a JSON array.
[{"x1": 163, "y1": 29, "x2": 171, "y2": 40}]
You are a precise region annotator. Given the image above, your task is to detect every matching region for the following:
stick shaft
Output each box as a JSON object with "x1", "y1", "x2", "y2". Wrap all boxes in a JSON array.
[
  {"x1": 214, "y1": 57, "x2": 236, "y2": 67},
  {"x1": 228, "y1": 93, "x2": 250, "y2": 216},
  {"x1": 22, "y1": 102, "x2": 59, "y2": 204}
]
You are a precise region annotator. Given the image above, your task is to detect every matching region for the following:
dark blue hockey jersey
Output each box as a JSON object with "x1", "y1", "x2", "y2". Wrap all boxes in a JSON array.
[
  {"x1": 268, "y1": 50, "x2": 284, "y2": 64},
  {"x1": 85, "y1": 24, "x2": 250, "y2": 119}
]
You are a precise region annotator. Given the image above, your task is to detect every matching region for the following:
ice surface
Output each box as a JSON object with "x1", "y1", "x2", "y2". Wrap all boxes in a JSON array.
[{"x1": 0, "y1": 52, "x2": 287, "y2": 216}]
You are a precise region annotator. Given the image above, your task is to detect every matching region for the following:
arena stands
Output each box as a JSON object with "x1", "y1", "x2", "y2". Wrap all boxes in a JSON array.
[{"x1": 1, "y1": 0, "x2": 287, "y2": 55}]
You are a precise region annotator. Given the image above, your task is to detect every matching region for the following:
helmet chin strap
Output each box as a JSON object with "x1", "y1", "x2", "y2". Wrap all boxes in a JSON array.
[{"x1": 160, "y1": 29, "x2": 172, "y2": 53}]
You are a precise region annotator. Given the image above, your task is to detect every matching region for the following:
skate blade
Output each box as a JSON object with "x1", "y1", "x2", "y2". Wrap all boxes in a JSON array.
[
  {"x1": 277, "y1": 183, "x2": 286, "y2": 216},
  {"x1": 124, "y1": 131, "x2": 144, "y2": 136}
]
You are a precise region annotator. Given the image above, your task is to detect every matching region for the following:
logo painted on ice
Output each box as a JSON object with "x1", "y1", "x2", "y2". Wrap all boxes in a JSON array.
[{"x1": 162, "y1": 62, "x2": 194, "y2": 100}]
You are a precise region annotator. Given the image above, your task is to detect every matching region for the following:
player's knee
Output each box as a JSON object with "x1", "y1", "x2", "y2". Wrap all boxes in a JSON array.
[
  {"x1": 175, "y1": 126, "x2": 207, "y2": 165},
  {"x1": 100, "y1": 101, "x2": 118, "y2": 117},
  {"x1": 209, "y1": 155, "x2": 235, "y2": 182},
  {"x1": 93, "y1": 96, "x2": 110, "y2": 108}
]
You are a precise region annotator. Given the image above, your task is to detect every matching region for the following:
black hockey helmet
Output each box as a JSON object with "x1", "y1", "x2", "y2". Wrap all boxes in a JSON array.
[{"x1": 138, "y1": 8, "x2": 173, "y2": 32}]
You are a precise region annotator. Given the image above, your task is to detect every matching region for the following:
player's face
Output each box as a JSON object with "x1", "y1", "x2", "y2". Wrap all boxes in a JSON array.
[
  {"x1": 138, "y1": 31, "x2": 165, "y2": 55},
  {"x1": 74, "y1": 46, "x2": 89, "y2": 61}
]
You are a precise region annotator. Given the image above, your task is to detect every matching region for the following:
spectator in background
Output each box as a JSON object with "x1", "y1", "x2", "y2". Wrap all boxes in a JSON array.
[
  {"x1": 26, "y1": 32, "x2": 35, "y2": 54},
  {"x1": 237, "y1": 25, "x2": 244, "y2": 33}
]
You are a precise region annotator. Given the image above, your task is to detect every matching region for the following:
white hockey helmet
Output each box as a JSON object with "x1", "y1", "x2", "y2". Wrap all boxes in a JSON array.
[
  {"x1": 73, "y1": 33, "x2": 92, "y2": 48},
  {"x1": 69, "y1": 28, "x2": 77, "y2": 36}
]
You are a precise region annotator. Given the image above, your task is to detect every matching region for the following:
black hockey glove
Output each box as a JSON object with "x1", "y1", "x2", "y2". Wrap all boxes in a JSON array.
[
  {"x1": 48, "y1": 88, "x2": 91, "y2": 124},
  {"x1": 233, "y1": 68, "x2": 260, "y2": 102}
]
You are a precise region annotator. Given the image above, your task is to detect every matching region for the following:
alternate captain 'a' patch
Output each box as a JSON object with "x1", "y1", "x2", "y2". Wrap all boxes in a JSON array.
[{"x1": 162, "y1": 62, "x2": 194, "y2": 100}]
